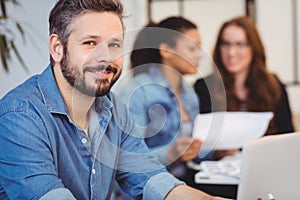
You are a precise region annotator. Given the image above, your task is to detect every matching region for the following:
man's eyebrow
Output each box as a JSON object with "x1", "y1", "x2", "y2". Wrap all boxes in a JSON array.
[
  {"x1": 78, "y1": 34, "x2": 123, "y2": 43},
  {"x1": 109, "y1": 35, "x2": 124, "y2": 43},
  {"x1": 78, "y1": 35, "x2": 101, "y2": 41}
]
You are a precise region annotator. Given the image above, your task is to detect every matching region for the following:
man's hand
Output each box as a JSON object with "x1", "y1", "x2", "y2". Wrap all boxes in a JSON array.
[{"x1": 165, "y1": 185, "x2": 232, "y2": 200}]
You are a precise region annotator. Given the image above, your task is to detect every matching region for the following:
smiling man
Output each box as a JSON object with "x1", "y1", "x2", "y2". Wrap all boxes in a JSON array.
[{"x1": 0, "y1": 0, "x2": 228, "y2": 200}]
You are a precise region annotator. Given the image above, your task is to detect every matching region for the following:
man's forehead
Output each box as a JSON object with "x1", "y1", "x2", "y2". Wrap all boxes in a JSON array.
[{"x1": 72, "y1": 11, "x2": 124, "y2": 38}]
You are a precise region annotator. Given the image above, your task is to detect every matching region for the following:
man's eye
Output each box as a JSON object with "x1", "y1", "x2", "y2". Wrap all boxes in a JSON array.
[
  {"x1": 83, "y1": 41, "x2": 96, "y2": 46},
  {"x1": 109, "y1": 42, "x2": 121, "y2": 48}
]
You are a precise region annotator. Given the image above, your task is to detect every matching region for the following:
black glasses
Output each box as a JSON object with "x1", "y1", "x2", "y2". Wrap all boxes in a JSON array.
[{"x1": 220, "y1": 40, "x2": 249, "y2": 51}]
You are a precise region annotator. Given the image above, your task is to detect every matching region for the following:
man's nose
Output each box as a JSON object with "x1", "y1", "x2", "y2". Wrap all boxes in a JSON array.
[{"x1": 94, "y1": 42, "x2": 112, "y2": 64}]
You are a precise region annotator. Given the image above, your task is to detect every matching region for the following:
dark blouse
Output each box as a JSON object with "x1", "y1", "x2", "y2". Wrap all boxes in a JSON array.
[{"x1": 194, "y1": 74, "x2": 295, "y2": 134}]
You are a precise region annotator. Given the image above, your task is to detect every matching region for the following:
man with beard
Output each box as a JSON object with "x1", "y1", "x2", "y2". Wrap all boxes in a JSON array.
[{"x1": 0, "y1": 0, "x2": 228, "y2": 200}]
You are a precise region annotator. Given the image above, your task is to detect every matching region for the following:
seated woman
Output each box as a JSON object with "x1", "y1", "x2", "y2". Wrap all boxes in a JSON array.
[
  {"x1": 194, "y1": 16, "x2": 295, "y2": 160},
  {"x1": 115, "y1": 16, "x2": 211, "y2": 187}
]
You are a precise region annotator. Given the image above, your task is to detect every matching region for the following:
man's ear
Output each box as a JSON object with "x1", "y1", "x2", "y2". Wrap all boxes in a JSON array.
[
  {"x1": 49, "y1": 34, "x2": 63, "y2": 63},
  {"x1": 159, "y1": 43, "x2": 172, "y2": 59}
]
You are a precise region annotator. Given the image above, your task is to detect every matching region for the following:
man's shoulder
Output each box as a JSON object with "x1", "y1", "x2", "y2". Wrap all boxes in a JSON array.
[{"x1": 0, "y1": 75, "x2": 43, "y2": 115}]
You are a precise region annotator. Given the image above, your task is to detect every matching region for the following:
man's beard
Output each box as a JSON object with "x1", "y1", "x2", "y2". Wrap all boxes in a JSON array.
[{"x1": 60, "y1": 52, "x2": 121, "y2": 97}]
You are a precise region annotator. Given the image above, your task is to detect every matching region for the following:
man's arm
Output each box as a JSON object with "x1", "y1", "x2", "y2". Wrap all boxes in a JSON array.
[
  {"x1": 0, "y1": 111, "x2": 67, "y2": 199},
  {"x1": 165, "y1": 185, "x2": 231, "y2": 200}
]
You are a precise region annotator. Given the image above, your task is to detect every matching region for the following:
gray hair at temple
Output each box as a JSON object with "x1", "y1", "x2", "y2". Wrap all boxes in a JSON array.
[{"x1": 48, "y1": 0, "x2": 124, "y2": 66}]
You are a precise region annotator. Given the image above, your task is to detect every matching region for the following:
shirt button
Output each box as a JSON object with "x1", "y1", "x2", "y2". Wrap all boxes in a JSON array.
[
  {"x1": 92, "y1": 168, "x2": 96, "y2": 174},
  {"x1": 81, "y1": 138, "x2": 87, "y2": 144}
]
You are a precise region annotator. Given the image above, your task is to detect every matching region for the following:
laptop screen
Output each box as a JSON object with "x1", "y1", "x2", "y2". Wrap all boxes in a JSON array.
[{"x1": 237, "y1": 132, "x2": 300, "y2": 200}]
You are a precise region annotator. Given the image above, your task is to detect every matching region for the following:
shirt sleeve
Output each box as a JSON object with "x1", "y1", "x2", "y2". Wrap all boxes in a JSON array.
[
  {"x1": 143, "y1": 172, "x2": 185, "y2": 200},
  {"x1": 0, "y1": 110, "x2": 66, "y2": 199},
  {"x1": 39, "y1": 188, "x2": 76, "y2": 200}
]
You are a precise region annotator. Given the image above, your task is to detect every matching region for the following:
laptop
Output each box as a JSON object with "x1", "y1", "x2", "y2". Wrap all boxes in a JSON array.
[{"x1": 237, "y1": 132, "x2": 300, "y2": 200}]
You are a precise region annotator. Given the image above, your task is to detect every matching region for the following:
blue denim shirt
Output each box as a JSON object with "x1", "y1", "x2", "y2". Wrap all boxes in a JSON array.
[
  {"x1": 115, "y1": 65, "x2": 200, "y2": 165},
  {"x1": 0, "y1": 65, "x2": 184, "y2": 200}
]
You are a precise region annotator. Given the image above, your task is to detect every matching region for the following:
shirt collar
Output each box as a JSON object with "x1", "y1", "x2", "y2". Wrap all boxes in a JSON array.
[
  {"x1": 38, "y1": 65, "x2": 69, "y2": 115},
  {"x1": 94, "y1": 94, "x2": 113, "y2": 114}
]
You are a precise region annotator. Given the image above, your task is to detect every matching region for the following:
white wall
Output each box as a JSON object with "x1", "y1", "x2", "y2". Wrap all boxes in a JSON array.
[
  {"x1": 256, "y1": 0, "x2": 295, "y2": 83},
  {"x1": 256, "y1": 0, "x2": 300, "y2": 114}
]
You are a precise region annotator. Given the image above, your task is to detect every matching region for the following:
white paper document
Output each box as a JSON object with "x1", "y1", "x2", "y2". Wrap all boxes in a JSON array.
[{"x1": 193, "y1": 112, "x2": 274, "y2": 150}]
